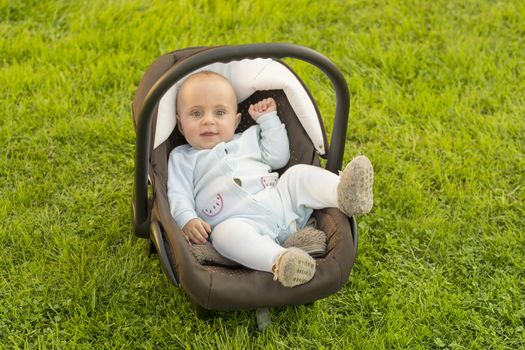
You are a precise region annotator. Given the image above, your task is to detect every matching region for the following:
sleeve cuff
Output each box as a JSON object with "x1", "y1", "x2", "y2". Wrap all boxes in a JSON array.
[
  {"x1": 175, "y1": 211, "x2": 198, "y2": 229},
  {"x1": 256, "y1": 111, "x2": 281, "y2": 130}
]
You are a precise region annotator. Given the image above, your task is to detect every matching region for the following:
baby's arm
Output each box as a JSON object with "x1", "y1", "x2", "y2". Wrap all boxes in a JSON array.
[
  {"x1": 248, "y1": 98, "x2": 290, "y2": 169},
  {"x1": 167, "y1": 149, "x2": 210, "y2": 244}
]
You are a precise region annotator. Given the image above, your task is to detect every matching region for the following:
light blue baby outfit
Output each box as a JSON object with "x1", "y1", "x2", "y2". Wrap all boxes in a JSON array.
[
  {"x1": 167, "y1": 111, "x2": 339, "y2": 271},
  {"x1": 168, "y1": 111, "x2": 315, "y2": 242}
]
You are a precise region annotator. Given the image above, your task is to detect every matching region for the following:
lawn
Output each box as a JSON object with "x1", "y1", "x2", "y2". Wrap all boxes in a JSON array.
[{"x1": 1, "y1": 0, "x2": 524, "y2": 348}]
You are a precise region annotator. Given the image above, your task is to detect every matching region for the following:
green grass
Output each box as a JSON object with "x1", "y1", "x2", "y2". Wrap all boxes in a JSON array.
[{"x1": 1, "y1": 0, "x2": 524, "y2": 348}]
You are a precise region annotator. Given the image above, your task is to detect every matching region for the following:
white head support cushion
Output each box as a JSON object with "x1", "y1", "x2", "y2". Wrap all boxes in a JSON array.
[{"x1": 155, "y1": 58, "x2": 326, "y2": 154}]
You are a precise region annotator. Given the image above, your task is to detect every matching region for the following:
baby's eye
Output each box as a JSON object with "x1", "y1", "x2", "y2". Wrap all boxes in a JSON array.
[
  {"x1": 191, "y1": 111, "x2": 202, "y2": 118},
  {"x1": 216, "y1": 110, "x2": 225, "y2": 116}
]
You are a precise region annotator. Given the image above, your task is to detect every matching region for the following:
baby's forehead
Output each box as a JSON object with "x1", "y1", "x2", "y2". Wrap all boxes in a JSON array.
[
  {"x1": 177, "y1": 72, "x2": 236, "y2": 101},
  {"x1": 176, "y1": 73, "x2": 239, "y2": 113}
]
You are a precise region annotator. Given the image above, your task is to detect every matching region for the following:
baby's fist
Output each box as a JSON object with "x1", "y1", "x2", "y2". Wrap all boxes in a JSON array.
[{"x1": 248, "y1": 98, "x2": 276, "y2": 120}]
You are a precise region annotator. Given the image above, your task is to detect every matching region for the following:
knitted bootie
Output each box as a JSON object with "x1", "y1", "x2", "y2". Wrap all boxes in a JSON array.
[
  {"x1": 337, "y1": 155, "x2": 374, "y2": 217},
  {"x1": 272, "y1": 247, "x2": 316, "y2": 288}
]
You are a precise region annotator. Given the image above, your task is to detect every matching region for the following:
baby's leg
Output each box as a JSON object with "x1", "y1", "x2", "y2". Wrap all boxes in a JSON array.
[
  {"x1": 278, "y1": 158, "x2": 373, "y2": 218},
  {"x1": 277, "y1": 163, "x2": 339, "y2": 211},
  {"x1": 210, "y1": 218, "x2": 284, "y2": 272},
  {"x1": 211, "y1": 218, "x2": 316, "y2": 287}
]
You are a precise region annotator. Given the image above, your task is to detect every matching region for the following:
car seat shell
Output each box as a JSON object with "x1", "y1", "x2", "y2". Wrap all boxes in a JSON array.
[{"x1": 131, "y1": 43, "x2": 358, "y2": 312}]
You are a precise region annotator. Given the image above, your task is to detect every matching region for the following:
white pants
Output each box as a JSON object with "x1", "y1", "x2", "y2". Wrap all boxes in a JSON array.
[{"x1": 210, "y1": 164, "x2": 339, "y2": 272}]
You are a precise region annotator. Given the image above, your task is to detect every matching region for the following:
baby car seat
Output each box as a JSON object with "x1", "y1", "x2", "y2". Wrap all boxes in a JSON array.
[{"x1": 131, "y1": 43, "x2": 358, "y2": 329}]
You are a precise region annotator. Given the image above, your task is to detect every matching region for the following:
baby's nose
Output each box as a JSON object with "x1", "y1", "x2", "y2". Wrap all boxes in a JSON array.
[{"x1": 202, "y1": 112, "x2": 215, "y2": 123}]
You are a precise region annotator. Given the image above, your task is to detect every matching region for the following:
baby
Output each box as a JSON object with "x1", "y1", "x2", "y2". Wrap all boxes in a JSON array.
[{"x1": 167, "y1": 71, "x2": 373, "y2": 287}]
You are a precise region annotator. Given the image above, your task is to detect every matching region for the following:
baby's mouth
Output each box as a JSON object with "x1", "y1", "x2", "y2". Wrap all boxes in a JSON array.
[{"x1": 201, "y1": 132, "x2": 218, "y2": 137}]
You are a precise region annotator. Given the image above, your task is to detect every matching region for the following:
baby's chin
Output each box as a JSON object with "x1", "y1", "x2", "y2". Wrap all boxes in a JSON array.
[{"x1": 192, "y1": 139, "x2": 231, "y2": 150}]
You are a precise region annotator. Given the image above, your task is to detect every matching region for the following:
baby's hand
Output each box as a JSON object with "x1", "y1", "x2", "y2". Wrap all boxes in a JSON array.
[
  {"x1": 248, "y1": 98, "x2": 276, "y2": 121},
  {"x1": 182, "y1": 218, "x2": 211, "y2": 244}
]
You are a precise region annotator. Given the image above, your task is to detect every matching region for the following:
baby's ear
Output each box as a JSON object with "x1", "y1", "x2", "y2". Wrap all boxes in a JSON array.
[
  {"x1": 176, "y1": 114, "x2": 184, "y2": 134},
  {"x1": 235, "y1": 113, "x2": 241, "y2": 128}
]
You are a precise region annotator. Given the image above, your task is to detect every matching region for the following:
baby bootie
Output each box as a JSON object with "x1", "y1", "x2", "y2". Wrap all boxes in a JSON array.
[
  {"x1": 272, "y1": 247, "x2": 316, "y2": 287},
  {"x1": 337, "y1": 155, "x2": 374, "y2": 217}
]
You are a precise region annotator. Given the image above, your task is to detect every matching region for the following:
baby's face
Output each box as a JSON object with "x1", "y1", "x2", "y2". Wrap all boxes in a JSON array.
[{"x1": 176, "y1": 74, "x2": 241, "y2": 150}]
